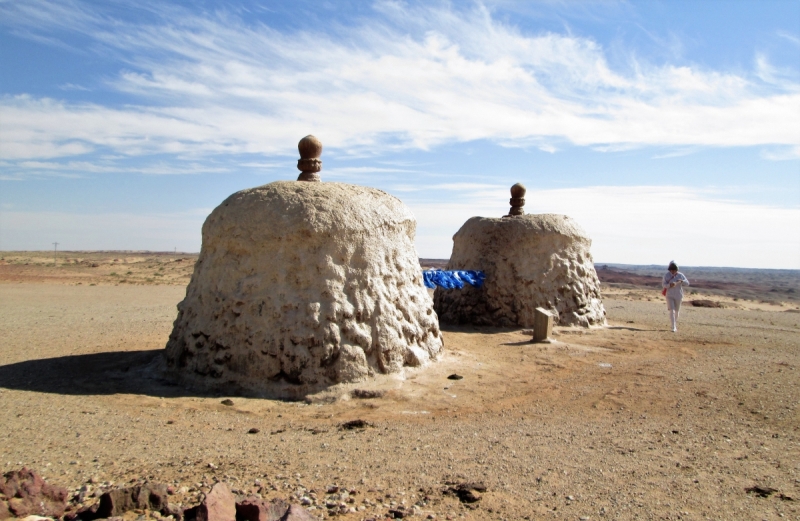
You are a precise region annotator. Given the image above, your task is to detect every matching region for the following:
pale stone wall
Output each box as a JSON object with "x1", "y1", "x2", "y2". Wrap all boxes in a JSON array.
[
  {"x1": 166, "y1": 181, "x2": 442, "y2": 398},
  {"x1": 434, "y1": 214, "x2": 606, "y2": 327}
]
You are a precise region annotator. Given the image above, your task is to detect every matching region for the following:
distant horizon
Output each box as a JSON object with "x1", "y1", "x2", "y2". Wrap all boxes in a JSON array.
[{"x1": 4, "y1": 249, "x2": 798, "y2": 272}]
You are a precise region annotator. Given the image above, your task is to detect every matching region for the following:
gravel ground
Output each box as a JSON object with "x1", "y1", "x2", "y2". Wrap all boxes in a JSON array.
[{"x1": 0, "y1": 279, "x2": 798, "y2": 521}]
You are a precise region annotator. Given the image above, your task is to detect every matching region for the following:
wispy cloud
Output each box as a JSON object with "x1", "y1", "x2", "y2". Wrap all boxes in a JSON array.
[
  {"x1": 777, "y1": 30, "x2": 800, "y2": 46},
  {"x1": 651, "y1": 147, "x2": 700, "y2": 159},
  {"x1": 0, "y1": 155, "x2": 234, "y2": 178},
  {"x1": 1, "y1": 0, "x2": 798, "y2": 169},
  {"x1": 391, "y1": 182, "x2": 506, "y2": 193},
  {"x1": 58, "y1": 83, "x2": 90, "y2": 91},
  {"x1": 326, "y1": 166, "x2": 422, "y2": 176}
]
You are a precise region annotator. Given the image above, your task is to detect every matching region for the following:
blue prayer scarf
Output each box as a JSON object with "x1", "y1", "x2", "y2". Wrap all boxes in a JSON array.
[{"x1": 422, "y1": 270, "x2": 485, "y2": 289}]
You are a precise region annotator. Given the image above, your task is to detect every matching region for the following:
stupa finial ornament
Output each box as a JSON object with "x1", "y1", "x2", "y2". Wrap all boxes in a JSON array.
[
  {"x1": 504, "y1": 183, "x2": 526, "y2": 217},
  {"x1": 297, "y1": 135, "x2": 323, "y2": 182}
]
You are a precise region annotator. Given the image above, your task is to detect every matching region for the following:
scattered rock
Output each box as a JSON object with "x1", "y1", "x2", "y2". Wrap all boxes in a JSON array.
[
  {"x1": 446, "y1": 374, "x2": 463, "y2": 380},
  {"x1": 65, "y1": 485, "x2": 318, "y2": 521},
  {"x1": 102, "y1": 483, "x2": 169, "y2": 518},
  {"x1": 68, "y1": 501, "x2": 99, "y2": 521},
  {"x1": 459, "y1": 482, "x2": 486, "y2": 493},
  {"x1": 281, "y1": 504, "x2": 317, "y2": 521},
  {"x1": 444, "y1": 482, "x2": 486, "y2": 504},
  {"x1": 248, "y1": 428, "x2": 260, "y2": 434},
  {"x1": 339, "y1": 420, "x2": 370, "y2": 430},
  {"x1": 690, "y1": 300, "x2": 724, "y2": 308},
  {"x1": 183, "y1": 483, "x2": 236, "y2": 521},
  {"x1": 73, "y1": 483, "x2": 169, "y2": 520},
  {"x1": 745, "y1": 485, "x2": 778, "y2": 497},
  {"x1": 235, "y1": 497, "x2": 289, "y2": 521},
  {"x1": 351, "y1": 389, "x2": 386, "y2": 399},
  {"x1": 165, "y1": 503, "x2": 185, "y2": 520},
  {"x1": 456, "y1": 489, "x2": 481, "y2": 504},
  {"x1": 0, "y1": 468, "x2": 68, "y2": 518},
  {"x1": 220, "y1": 399, "x2": 234, "y2": 406}
]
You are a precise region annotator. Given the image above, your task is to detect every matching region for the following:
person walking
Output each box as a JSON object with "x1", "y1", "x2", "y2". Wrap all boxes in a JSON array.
[{"x1": 663, "y1": 261, "x2": 689, "y2": 332}]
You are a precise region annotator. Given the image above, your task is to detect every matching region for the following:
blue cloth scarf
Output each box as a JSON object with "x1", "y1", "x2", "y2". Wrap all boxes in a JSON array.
[{"x1": 422, "y1": 270, "x2": 485, "y2": 289}]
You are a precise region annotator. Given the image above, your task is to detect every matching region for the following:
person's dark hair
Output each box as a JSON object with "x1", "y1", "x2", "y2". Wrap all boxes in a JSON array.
[{"x1": 668, "y1": 261, "x2": 678, "y2": 271}]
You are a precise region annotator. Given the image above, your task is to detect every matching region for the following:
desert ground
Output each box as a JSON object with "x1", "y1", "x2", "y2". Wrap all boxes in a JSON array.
[{"x1": 1, "y1": 252, "x2": 798, "y2": 521}]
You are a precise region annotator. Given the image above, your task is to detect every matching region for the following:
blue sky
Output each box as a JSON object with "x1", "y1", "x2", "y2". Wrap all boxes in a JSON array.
[{"x1": 1, "y1": 0, "x2": 798, "y2": 268}]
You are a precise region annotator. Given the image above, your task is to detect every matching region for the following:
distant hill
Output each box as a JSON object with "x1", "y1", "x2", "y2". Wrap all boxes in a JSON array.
[
  {"x1": 596, "y1": 263, "x2": 799, "y2": 304},
  {"x1": 419, "y1": 258, "x2": 449, "y2": 270}
]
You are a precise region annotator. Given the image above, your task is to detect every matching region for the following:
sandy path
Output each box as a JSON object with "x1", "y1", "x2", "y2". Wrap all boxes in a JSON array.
[{"x1": 1, "y1": 282, "x2": 798, "y2": 520}]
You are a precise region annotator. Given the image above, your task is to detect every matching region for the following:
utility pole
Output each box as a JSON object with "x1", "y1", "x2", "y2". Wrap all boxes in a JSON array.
[{"x1": 53, "y1": 242, "x2": 59, "y2": 265}]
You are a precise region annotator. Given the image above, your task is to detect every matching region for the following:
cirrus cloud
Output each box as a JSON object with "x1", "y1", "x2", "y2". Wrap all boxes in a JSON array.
[{"x1": 0, "y1": 0, "x2": 798, "y2": 167}]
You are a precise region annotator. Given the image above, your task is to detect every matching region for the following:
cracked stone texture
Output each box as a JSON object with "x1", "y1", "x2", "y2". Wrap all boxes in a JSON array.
[
  {"x1": 165, "y1": 181, "x2": 442, "y2": 398},
  {"x1": 434, "y1": 214, "x2": 606, "y2": 327},
  {"x1": 0, "y1": 467, "x2": 68, "y2": 519}
]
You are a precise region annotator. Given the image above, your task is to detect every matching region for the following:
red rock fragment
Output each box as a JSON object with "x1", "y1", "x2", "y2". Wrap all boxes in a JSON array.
[
  {"x1": 0, "y1": 500, "x2": 11, "y2": 520},
  {"x1": 184, "y1": 483, "x2": 236, "y2": 521},
  {"x1": 0, "y1": 468, "x2": 68, "y2": 518}
]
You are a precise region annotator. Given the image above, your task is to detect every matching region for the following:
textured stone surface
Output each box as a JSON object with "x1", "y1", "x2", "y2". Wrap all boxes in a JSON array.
[
  {"x1": 533, "y1": 307, "x2": 554, "y2": 342},
  {"x1": 434, "y1": 214, "x2": 606, "y2": 327},
  {"x1": 95, "y1": 484, "x2": 169, "y2": 518},
  {"x1": 281, "y1": 504, "x2": 317, "y2": 521},
  {"x1": 69, "y1": 484, "x2": 170, "y2": 521},
  {"x1": 183, "y1": 483, "x2": 235, "y2": 521},
  {"x1": 0, "y1": 468, "x2": 67, "y2": 519},
  {"x1": 165, "y1": 181, "x2": 442, "y2": 398},
  {"x1": 235, "y1": 498, "x2": 289, "y2": 521}
]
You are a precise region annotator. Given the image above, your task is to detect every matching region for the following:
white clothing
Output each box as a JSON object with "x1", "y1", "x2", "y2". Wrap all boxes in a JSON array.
[
  {"x1": 663, "y1": 271, "x2": 690, "y2": 300},
  {"x1": 663, "y1": 270, "x2": 689, "y2": 332}
]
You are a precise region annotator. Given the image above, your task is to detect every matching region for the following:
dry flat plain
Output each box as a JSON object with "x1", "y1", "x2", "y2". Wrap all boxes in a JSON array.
[{"x1": 1, "y1": 252, "x2": 799, "y2": 521}]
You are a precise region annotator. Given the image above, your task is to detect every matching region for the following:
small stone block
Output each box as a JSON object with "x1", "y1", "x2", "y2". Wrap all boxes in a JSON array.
[{"x1": 532, "y1": 307, "x2": 554, "y2": 342}]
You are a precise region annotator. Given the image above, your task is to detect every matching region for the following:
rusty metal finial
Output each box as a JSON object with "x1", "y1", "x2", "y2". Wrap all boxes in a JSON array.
[
  {"x1": 504, "y1": 183, "x2": 526, "y2": 217},
  {"x1": 297, "y1": 135, "x2": 322, "y2": 182}
]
